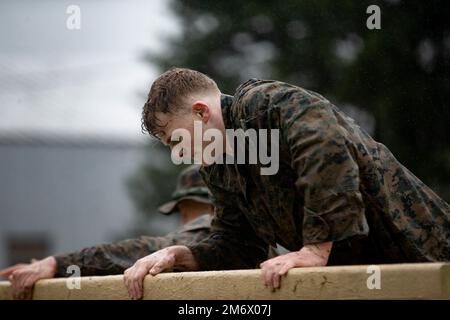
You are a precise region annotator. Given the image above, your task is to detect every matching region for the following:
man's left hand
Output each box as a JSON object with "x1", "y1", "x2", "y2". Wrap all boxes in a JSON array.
[{"x1": 260, "y1": 241, "x2": 332, "y2": 289}]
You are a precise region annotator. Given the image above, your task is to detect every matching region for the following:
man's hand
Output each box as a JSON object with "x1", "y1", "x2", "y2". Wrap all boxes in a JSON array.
[
  {"x1": 0, "y1": 256, "x2": 57, "y2": 300},
  {"x1": 123, "y1": 245, "x2": 198, "y2": 300},
  {"x1": 260, "y1": 241, "x2": 332, "y2": 289}
]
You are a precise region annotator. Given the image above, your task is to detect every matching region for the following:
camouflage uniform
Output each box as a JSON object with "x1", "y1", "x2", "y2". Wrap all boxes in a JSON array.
[
  {"x1": 187, "y1": 79, "x2": 450, "y2": 270},
  {"x1": 54, "y1": 215, "x2": 211, "y2": 276},
  {"x1": 53, "y1": 165, "x2": 212, "y2": 277}
]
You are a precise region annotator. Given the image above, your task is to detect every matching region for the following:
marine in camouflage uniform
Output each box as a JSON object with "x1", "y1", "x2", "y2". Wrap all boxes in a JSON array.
[
  {"x1": 186, "y1": 79, "x2": 450, "y2": 270},
  {"x1": 53, "y1": 165, "x2": 213, "y2": 277}
]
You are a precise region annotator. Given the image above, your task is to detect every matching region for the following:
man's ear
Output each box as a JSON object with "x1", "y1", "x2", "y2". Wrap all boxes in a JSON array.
[{"x1": 192, "y1": 101, "x2": 211, "y2": 123}]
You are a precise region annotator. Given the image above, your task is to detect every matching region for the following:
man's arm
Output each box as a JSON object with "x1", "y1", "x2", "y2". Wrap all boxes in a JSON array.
[
  {"x1": 123, "y1": 244, "x2": 198, "y2": 299},
  {"x1": 0, "y1": 220, "x2": 211, "y2": 299},
  {"x1": 0, "y1": 237, "x2": 174, "y2": 300},
  {"x1": 123, "y1": 186, "x2": 269, "y2": 299},
  {"x1": 186, "y1": 186, "x2": 269, "y2": 271},
  {"x1": 260, "y1": 242, "x2": 333, "y2": 288},
  {"x1": 281, "y1": 92, "x2": 369, "y2": 245},
  {"x1": 239, "y1": 82, "x2": 369, "y2": 245},
  {"x1": 239, "y1": 83, "x2": 369, "y2": 288},
  {"x1": 0, "y1": 257, "x2": 57, "y2": 300},
  {"x1": 54, "y1": 215, "x2": 212, "y2": 276},
  {"x1": 53, "y1": 235, "x2": 176, "y2": 277}
]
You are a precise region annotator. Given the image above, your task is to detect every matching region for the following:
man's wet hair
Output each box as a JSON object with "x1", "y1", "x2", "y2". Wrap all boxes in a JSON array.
[{"x1": 141, "y1": 67, "x2": 219, "y2": 138}]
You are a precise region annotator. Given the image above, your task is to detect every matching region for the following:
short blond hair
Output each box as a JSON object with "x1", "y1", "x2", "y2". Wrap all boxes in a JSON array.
[{"x1": 141, "y1": 67, "x2": 219, "y2": 138}]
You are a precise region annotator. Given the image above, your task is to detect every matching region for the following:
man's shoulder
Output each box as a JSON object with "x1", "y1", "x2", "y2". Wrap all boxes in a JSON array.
[
  {"x1": 234, "y1": 78, "x2": 275, "y2": 95},
  {"x1": 232, "y1": 78, "x2": 328, "y2": 119},
  {"x1": 234, "y1": 78, "x2": 297, "y2": 101}
]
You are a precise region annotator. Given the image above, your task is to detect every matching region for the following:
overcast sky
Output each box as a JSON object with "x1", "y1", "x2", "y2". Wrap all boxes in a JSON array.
[{"x1": 0, "y1": 0, "x2": 180, "y2": 143}]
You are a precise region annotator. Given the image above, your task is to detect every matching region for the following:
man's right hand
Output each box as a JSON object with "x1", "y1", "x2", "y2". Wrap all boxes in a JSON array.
[
  {"x1": 0, "y1": 256, "x2": 57, "y2": 300},
  {"x1": 123, "y1": 245, "x2": 198, "y2": 300}
]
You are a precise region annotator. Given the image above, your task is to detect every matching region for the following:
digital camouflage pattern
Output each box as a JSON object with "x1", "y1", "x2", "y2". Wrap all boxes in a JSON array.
[
  {"x1": 54, "y1": 214, "x2": 212, "y2": 277},
  {"x1": 187, "y1": 79, "x2": 450, "y2": 270},
  {"x1": 52, "y1": 161, "x2": 276, "y2": 277},
  {"x1": 53, "y1": 165, "x2": 215, "y2": 276}
]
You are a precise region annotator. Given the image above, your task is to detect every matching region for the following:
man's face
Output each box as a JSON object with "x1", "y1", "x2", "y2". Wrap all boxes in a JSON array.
[
  {"x1": 156, "y1": 110, "x2": 205, "y2": 161},
  {"x1": 177, "y1": 199, "x2": 213, "y2": 224},
  {"x1": 156, "y1": 100, "x2": 218, "y2": 159}
]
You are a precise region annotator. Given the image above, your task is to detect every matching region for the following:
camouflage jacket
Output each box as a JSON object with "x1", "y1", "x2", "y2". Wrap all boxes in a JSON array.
[
  {"x1": 53, "y1": 214, "x2": 212, "y2": 277},
  {"x1": 187, "y1": 79, "x2": 450, "y2": 270}
]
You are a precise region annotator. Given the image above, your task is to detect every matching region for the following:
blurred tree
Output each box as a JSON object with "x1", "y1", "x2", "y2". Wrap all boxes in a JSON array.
[{"x1": 143, "y1": 0, "x2": 450, "y2": 200}]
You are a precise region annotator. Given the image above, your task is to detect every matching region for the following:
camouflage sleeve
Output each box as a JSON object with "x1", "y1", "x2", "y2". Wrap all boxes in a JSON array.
[
  {"x1": 280, "y1": 90, "x2": 369, "y2": 245},
  {"x1": 186, "y1": 186, "x2": 269, "y2": 271},
  {"x1": 53, "y1": 226, "x2": 211, "y2": 277}
]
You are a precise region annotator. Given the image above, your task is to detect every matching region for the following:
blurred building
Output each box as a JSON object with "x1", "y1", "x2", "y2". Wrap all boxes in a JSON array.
[
  {"x1": 0, "y1": 0, "x2": 181, "y2": 268},
  {"x1": 0, "y1": 134, "x2": 149, "y2": 268}
]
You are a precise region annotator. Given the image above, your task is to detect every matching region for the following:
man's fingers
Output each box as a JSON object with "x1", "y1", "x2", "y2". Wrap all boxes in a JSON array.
[
  {"x1": 278, "y1": 262, "x2": 294, "y2": 276},
  {"x1": 262, "y1": 260, "x2": 293, "y2": 290},
  {"x1": 124, "y1": 268, "x2": 137, "y2": 300},
  {"x1": 20, "y1": 278, "x2": 34, "y2": 300},
  {"x1": 124, "y1": 281, "x2": 131, "y2": 299},
  {"x1": 131, "y1": 268, "x2": 145, "y2": 299},
  {"x1": 124, "y1": 272, "x2": 135, "y2": 300},
  {"x1": 16, "y1": 285, "x2": 32, "y2": 300},
  {"x1": 0, "y1": 264, "x2": 26, "y2": 278},
  {"x1": 124, "y1": 264, "x2": 143, "y2": 300},
  {"x1": 124, "y1": 250, "x2": 178, "y2": 300},
  {"x1": 149, "y1": 256, "x2": 173, "y2": 275},
  {"x1": 261, "y1": 265, "x2": 270, "y2": 287},
  {"x1": 272, "y1": 272, "x2": 281, "y2": 289},
  {"x1": 17, "y1": 272, "x2": 31, "y2": 291},
  {"x1": 128, "y1": 273, "x2": 139, "y2": 300},
  {"x1": 260, "y1": 267, "x2": 266, "y2": 284},
  {"x1": 149, "y1": 262, "x2": 164, "y2": 275},
  {"x1": 0, "y1": 269, "x2": 12, "y2": 278},
  {"x1": 149, "y1": 266, "x2": 160, "y2": 275},
  {"x1": 132, "y1": 279, "x2": 142, "y2": 300},
  {"x1": 266, "y1": 271, "x2": 276, "y2": 290},
  {"x1": 12, "y1": 272, "x2": 30, "y2": 300},
  {"x1": 259, "y1": 257, "x2": 275, "y2": 268},
  {"x1": 10, "y1": 272, "x2": 21, "y2": 300},
  {"x1": 129, "y1": 278, "x2": 138, "y2": 299},
  {"x1": 127, "y1": 273, "x2": 136, "y2": 299},
  {"x1": 262, "y1": 265, "x2": 275, "y2": 289},
  {"x1": 130, "y1": 263, "x2": 150, "y2": 300}
]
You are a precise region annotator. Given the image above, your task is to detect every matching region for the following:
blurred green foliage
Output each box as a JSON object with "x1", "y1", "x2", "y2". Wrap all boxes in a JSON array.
[
  {"x1": 128, "y1": 0, "x2": 450, "y2": 223},
  {"x1": 146, "y1": 0, "x2": 450, "y2": 200}
]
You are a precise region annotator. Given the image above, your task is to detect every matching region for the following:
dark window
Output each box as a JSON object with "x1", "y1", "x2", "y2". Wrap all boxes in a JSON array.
[{"x1": 6, "y1": 234, "x2": 51, "y2": 265}]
